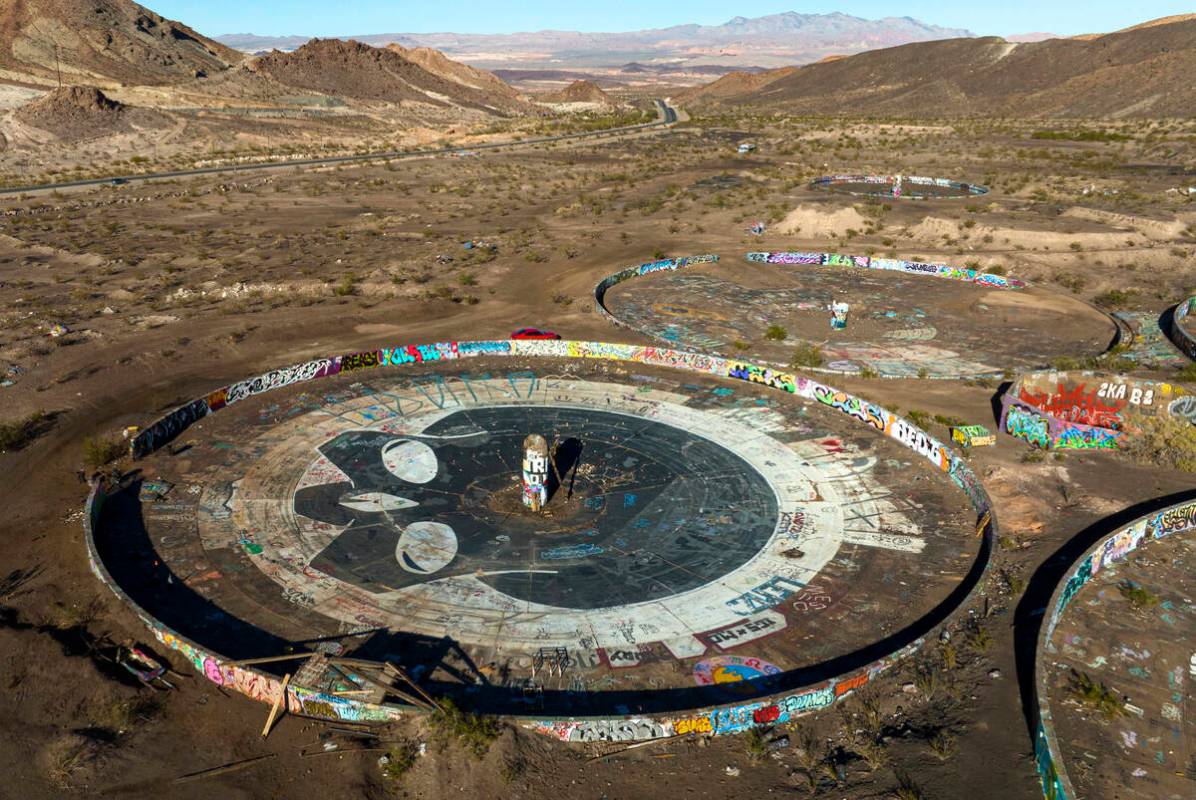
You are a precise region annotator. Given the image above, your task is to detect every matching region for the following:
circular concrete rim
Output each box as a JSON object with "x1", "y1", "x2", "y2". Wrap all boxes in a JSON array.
[
  {"x1": 593, "y1": 253, "x2": 1121, "y2": 381},
  {"x1": 810, "y1": 174, "x2": 990, "y2": 199},
  {"x1": 1033, "y1": 497, "x2": 1196, "y2": 799},
  {"x1": 1169, "y1": 295, "x2": 1196, "y2": 361},
  {"x1": 84, "y1": 338, "x2": 996, "y2": 741}
]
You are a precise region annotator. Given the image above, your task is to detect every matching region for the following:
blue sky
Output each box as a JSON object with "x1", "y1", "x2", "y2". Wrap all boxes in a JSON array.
[{"x1": 153, "y1": 1, "x2": 1191, "y2": 38}]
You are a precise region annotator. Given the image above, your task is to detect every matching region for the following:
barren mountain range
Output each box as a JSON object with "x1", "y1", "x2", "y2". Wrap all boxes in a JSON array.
[
  {"x1": 0, "y1": 0, "x2": 1193, "y2": 180},
  {"x1": 216, "y1": 12, "x2": 976, "y2": 70},
  {"x1": 679, "y1": 15, "x2": 1196, "y2": 118}
]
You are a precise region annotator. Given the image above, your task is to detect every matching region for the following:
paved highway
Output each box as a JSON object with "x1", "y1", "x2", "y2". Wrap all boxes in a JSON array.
[{"x1": 1, "y1": 99, "x2": 679, "y2": 196}]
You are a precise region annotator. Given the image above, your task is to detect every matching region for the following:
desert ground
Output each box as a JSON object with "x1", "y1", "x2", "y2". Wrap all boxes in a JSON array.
[{"x1": 2, "y1": 105, "x2": 1196, "y2": 800}]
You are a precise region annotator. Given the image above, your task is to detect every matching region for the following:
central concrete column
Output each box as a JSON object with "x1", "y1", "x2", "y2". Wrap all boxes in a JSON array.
[{"x1": 522, "y1": 434, "x2": 549, "y2": 512}]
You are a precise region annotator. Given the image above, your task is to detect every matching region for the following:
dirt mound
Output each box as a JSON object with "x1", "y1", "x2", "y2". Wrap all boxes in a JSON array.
[
  {"x1": 540, "y1": 80, "x2": 614, "y2": 106},
  {"x1": 0, "y1": 0, "x2": 241, "y2": 86},
  {"x1": 253, "y1": 39, "x2": 524, "y2": 113},
  {"x1": 14, "y1": 85, "x2": 167, "y2": 142},
  {"x1": 690, "y1": 16, "x2": 1196, "y2": 118},
  {"x1": 775, "y1": 203, "x2": 868, "y2": 237}
]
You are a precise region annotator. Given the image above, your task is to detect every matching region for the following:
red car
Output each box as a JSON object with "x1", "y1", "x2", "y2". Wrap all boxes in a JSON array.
[{"x1": 511, "y1": 327, "x2": 561, "y2": 340}]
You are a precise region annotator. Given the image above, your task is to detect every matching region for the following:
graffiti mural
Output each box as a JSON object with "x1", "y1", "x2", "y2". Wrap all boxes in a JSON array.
[{"x1": 1002, "y1": 371, "x2": 1194, "y2": 451}]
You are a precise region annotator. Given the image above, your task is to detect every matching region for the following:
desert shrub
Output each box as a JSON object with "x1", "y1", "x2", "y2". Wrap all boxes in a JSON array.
[
  {"x1": 429, "y1": 699, "x2": 499, "y2": 757},
  {"x1": 905, "y1": 409, "x2": 931, "y2": 428},
  {"x1": 1118, "y1": 580, "x2": 1160, "y2": 609},
  {"x1": 764, "y1": 324, "x2": 787, "y2": 341},
  {"x1": 1093, "y1": 288, "x2": 1135, "y2": 309},
  {"x1": 1120, "y1": 411, "x2": 1196, "y2": 471},
  {"x1": 0, "y1": 411, "x2": 47, "y2": 452},
  {"x1": 1175, "y1": 363, "x2": 1196, "y2": 383},
  {"x1": 83, "y1": 436, "x2": 125, "y2": 469},
  {"x1": 743, "y1": 728, "x2": 768, "y2": 762},
  {"x1": 333, "y1": 274, "x2": 358, "y2": 296},
  {"x1": 1068, "y1": 670, "x2": 1127, "y2": 719},
  {"x1": 789, "y1": 342, "x2": 823, "y2": 368},
  {"x1": 380, "y1": 740, "x2": 420, "y2": 780}
]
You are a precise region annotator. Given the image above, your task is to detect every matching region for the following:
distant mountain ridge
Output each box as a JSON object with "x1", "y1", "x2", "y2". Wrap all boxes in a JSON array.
[
  {"x1": 681, "y1": 16, "x2": 1196, "y2": 119},
  {"x1": 215, "y1": 12, "x2": 975, "y2": 70}
]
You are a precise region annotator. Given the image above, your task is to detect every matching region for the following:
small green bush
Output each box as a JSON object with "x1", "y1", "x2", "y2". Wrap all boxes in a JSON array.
[
  {"x1": 743, "y1": 728, "x2": 768, "y2": 762},
  {"x1": 1121, "y1": 411, "x2": 1196, "y2": 471},
  {"x1": 429, "y1": 699, "x2": 500, "y2": 757},
  {"x1": 83, "y1": 436, "x2": 125, "y2": 469},
  {"x1": 381, "y1": 740, "x2": 419, "y2": 780},
  {"x1": 905, "y1": 409, "x2": 931, "y2": 428},
  {"x1": 764, "y1": 324, "x2": 787, "y2": 341},
  {"x1": 1068, "y1": 670, "x2": 1127, "y2": 719},
  {"x1": 789, "y1": 342, "x2": 823, "y2": 368},
  {"x1": 1118, "y1": 580, "x2": 1160, "y2": 609}
]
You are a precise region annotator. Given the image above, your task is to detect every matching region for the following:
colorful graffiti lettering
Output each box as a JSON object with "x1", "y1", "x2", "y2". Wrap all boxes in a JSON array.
[
  {"x1": 725, "y1": 576, "x2": 806, "y2": 616},
  {"x1": 746, "y1": 251, "x2": 1019, "y2": 289},
  {"x1": 693, "y1": 656, "x2": 782, "y2": 687},
  {"x1": 1019, "y1": 382, "x2": 1123, "y2": 430},
  {"x1": 1005, "y1": 404, "x2": 1050, "y2": 448}
]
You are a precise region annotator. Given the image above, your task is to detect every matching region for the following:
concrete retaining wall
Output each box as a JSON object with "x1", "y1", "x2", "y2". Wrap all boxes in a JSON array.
[
  {"x1": 1170, "y1": 296, "x2": 1196, "y2": 361},
  {"x1": 1034, "y1": 498, "x2": 1196, "y2": 799},
  {"x1": 89, "y1": 338, "x2": 996, "y2": 737}
]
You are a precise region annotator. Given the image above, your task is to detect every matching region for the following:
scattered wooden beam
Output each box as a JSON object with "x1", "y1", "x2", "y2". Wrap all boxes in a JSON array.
[
  {"x1": 261, "y1": 673, "x2": 291, "y2": 738},
  {"x1": 172, "y1": 753, "x2": 276, "y2": 784},
  {"x1": 223, "y1": 652, "x2": 313, "y2": 668},
  {"x1": 327, "y1": 659, "x2": 433, "y2": 710},
  {"x1": 383, "y1": 662, "x2": 443, "y2": 712}
]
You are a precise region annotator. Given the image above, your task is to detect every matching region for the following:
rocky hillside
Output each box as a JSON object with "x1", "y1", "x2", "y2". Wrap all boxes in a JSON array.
[
  {"x1": 0, "y1": 0, "x2": 241, "y2": 86},
  {"x1": 686, "y1": 16, "x2": 1196, "y2": 118},
  {"x1": 252, "y1": 39, "x2": 528, "y2": 113},
  {"x1": 385, "y1": 44, "x2": 521, "y2": 103},
  {"x1": 676, "y1": 67, "x2": 798, "y2": 103},
  {"x1": 540, "y1": 80, "x2": 614, "y2": 106},
  {"x1": 13, "y1": 85, "x2": 167, "y2": 141}
]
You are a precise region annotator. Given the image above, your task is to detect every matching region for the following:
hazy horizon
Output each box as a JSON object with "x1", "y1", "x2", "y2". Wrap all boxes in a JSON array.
[{"x1": 149, "y1": 1, "x2": 1192, "y2": 40}]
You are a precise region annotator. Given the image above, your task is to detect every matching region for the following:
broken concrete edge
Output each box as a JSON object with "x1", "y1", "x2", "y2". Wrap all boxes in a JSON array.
[
  {"x1": 999, "y1": 369, "x2": 1196, "y2": 451},
  {"x1": 1169, "y1": 295, "x2": 1196, "y2": 361},
  {"x1": 591, "y1": 252, "x2": 1034, "y2": 381},
  {"x1": 84, "y1": 338, "x2": 997, "y2": 739},
  {"x1": 809, "y1": 174, "x2": 991, "y2": 199},
  {"x1": 1033, "y1": 497, "x2": 1196, "y2": 800}
]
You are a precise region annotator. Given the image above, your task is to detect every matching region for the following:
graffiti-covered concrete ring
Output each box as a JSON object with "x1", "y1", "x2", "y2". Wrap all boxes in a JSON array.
[
  {"x1": 84, "y1": 339, "x2": 997, "y2": 740},
  {"x1": 595, "y1": 254, "x2": 1117, "y2": 380},
  {"x1": 1034, "y1": 497, "x2": 1196, "y2": 799},
  {"x1": 810, "y1": 174, "x2": 989, "y2": 199}
]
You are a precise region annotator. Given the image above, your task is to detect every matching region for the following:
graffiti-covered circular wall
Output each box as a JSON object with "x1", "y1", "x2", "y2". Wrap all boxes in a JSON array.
[
  {"x1": 1034, "y1": 498, "x2": 1196, "y2": 799},
  {"x1": 1000, "y1": 371, "x2": 1195, "y2": 451},
  {"x1": 1170, "y1": 295, "x2": 1196, "y2": 361},
  {"x1": 810, "y1": 174, "x2": 989, "y2": 199},
  {"x1": 596, "y1": 254, "x2": 1117, "y2": 379},
  {"x1": 85, "y1": 340, "x2": 996, "y2": 740}
]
